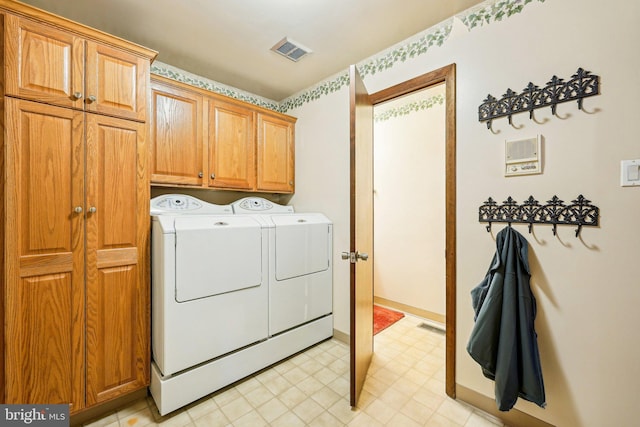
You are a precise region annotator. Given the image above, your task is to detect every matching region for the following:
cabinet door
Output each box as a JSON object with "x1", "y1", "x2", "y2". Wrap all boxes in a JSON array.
[
  {"x1": 85, "y1": 41, "x2": 148, "y2": 121},
  {"x1": 84, "y1": 114, "x2": 149, "y2": 405},
  {"x1": 207, "y1": 100, "x2": 255, "y2": 190},
  {"x1": 257, "y1": 114, "x2": 295, "y2": 193},
  {"x1": 4, "y1": 98, "x2": 85, "y2": 412},
  {"x1": 150, "y1": 82, "x2": 204, "y2": 185},
  {"x1": 5, "y1": 14, "x2": 85, "y2": 109}
]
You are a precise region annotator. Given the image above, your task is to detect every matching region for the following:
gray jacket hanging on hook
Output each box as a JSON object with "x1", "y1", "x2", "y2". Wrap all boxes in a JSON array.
[{"x1": 467, "y1": 226, "x2": 546, "y2": 411}]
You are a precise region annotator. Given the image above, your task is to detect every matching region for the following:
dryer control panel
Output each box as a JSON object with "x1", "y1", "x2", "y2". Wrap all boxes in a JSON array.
[
  {"x1": 151, "y1": 195, "x2": 232, "y2": 215},
  {"x1": 232, "y1": 197, "x2": 294, "y2": 214}
]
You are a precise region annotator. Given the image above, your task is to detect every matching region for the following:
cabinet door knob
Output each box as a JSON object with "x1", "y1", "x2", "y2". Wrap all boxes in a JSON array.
[
  {"x1": 72, "y1": 92, "x2": 83, "y2": 100},
  {"x1": 198, "y1": 172, "x2": 203, "y2": 178},
  {"x1": 210, "y1": 173, "x2": 216, "y2": 179},
  {"x1": 87, "y1": 95, "x2": 97, "y2": 103},
  {"x1": 74, "y1": 206, "x2": 83, "y2": 214},
  {"x1": 88, "y1": 206, "x2": 97, "y2": 213}
]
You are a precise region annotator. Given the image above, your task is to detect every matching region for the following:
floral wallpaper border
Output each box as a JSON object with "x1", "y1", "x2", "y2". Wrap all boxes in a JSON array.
[
  {"x1": 461, "y1": 0, "x2": 544, "y2": 29},
  {"x1": 151, "y1": 0, "x2": 545, "y2": 114},
  {"x1": 374, "y1": 94, "x2": 445, "y2": 122},
  {"x1": 151, "y1": 62, "x2": 281, "y2": 112}
]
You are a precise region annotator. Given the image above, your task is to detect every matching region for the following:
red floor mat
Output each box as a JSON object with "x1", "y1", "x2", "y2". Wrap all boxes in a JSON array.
[{"x1": 373, "y1": 305, "x2": 405, "y2": 335}]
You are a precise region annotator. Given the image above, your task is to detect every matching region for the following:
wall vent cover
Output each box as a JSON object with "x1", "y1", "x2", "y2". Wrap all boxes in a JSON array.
[{"x1": 271, "y1": 37, "x2": 312, "y2": 62}]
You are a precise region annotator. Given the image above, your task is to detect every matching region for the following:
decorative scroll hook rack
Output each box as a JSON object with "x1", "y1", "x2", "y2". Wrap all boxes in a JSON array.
[
  {"x1": 479, "y1": 195, "x2": 599, "y2": 237},
  {"x1": 478, "y1": 68, "x2": 600, "y2": 129}
]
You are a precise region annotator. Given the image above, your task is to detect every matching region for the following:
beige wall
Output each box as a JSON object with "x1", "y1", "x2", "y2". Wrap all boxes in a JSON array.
[
  {"x1": 289, "y1": 0, "x2": 640, "y2": 425},
  {"x1": 287, "y1": 88, "x2": 351, "y2": 333},
  {"x1": 373, "y1": 85, "x2": 446, "y2": 317}
]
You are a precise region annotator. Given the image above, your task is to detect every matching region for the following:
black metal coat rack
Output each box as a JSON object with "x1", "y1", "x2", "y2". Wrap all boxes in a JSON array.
[
  {"x1": 479, "y1": 195, "x2": 599, "y2": 237},
  {"x1": 478, "y1": 68, "x2": 600, "y2": 129}
]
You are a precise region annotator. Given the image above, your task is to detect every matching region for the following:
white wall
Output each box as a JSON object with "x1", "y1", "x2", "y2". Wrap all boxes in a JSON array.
[
  {"x1": 373, "y1": 86, "x2": 446, "y2": 317},
  {"x1": 288, "y1": 88, "x2": 351, "y2": 335},
  {"x1": 289, "y1": 0, "x2": 640, "y2": 425}
]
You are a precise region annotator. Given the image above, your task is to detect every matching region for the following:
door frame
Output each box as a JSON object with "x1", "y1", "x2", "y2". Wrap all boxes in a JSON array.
[{"x1": 368, "y1": 63, "x2": 457, "y2": 398}]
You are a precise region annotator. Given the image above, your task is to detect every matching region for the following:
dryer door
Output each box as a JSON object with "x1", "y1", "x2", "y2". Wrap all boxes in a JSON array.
[
  {"x1": 272, "y1": 214, "x2": 331, "y2": 280},
  {"x1": 174, "y1": 216, "x2": 263, "y2": 302}
]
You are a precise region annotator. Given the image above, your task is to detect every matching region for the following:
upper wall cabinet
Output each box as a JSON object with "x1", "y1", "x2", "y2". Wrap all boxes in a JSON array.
[
  {"x1": 5, "y1": 14, "x2": 149, "y2": 121},
  {"x1": 150, "y1": 76, "x2": 296, "y2": 193},
  {"x1": 150, "y1": 80, "x2": 205, "y2": 186},
  {"x1": 207, "y1": 99, "x2": 256, "y2": 190},
  {"x1": 257, "y1": 113, "x2": 295, "y2": 193}
]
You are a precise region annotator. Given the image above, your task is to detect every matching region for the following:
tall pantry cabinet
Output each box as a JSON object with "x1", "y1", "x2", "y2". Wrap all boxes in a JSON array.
[{"x1": 0, "y1": 1, "x2": 157, "y2": 415}]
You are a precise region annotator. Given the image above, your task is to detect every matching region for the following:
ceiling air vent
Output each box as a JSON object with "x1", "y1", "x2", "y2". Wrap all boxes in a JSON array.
[{"x1": 271, "y1": 37, "x2": 312, "y2": 62}]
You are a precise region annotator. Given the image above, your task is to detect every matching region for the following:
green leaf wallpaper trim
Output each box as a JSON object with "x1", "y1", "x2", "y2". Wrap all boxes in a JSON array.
[
  {"x1": 151, "y1": 62, "x2": 282, "y2": 112},
  {"x1": 358, "y1": 24, "x2": 453, "y2": 78},
  {"x1": 151, "y1": 0, "x2": 546, "y2": 114},
  {"x1": 281, "y1": 0, "x2": 545, "y2": 112},
  {"x1": 374, "y1": 94, "x2": 445, "y2": 122},
  {"x1": 462, "y1": 0, "x2": 545, "y2": 30},
  {"x1": 278, "y1": 72, "x2": 350, "y2": 113}
]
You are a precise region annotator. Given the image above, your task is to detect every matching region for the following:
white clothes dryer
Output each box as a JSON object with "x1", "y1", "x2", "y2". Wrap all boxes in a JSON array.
[{"x1": 231, "y1": 197, "x2": 333, "y2": 336}]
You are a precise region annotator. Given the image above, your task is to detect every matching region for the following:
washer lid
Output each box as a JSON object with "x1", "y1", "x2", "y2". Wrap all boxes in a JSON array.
[{"x1": 174, "y1": 216, "x2": 263, "y2": 302}]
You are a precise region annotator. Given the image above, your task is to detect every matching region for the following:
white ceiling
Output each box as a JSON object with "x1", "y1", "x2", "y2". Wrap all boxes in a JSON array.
[{"x1": 18, "y1": 0, "x2": 485, "y2": 101}]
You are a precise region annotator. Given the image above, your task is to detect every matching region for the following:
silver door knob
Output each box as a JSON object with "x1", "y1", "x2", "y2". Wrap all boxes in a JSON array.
[
  {"x1": 341, "y1": 251, "x2": 368, "y2": 263},
  {"x1": 72, "y1": 92, "x2": 83, "y2": 100},
  {"x1": 74, "y1": 206, "x2": 83, "y2": 213},
  {"x1": 88, "y1": 206, "x2": 97, "y2": 213},
  {"x1": 210, "y1": 173, "x2": 216, "y2": 179},
  {"x1": 198, "y1": 172, "x2": 203, "y2": 178},
  {"x1": 87, "y1": 95, "x2": 97, "y2": 103}
]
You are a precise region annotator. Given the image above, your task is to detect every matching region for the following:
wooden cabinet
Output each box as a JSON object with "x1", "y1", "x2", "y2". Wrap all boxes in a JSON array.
[
  {"x1": 150, "y1": 76, "x2": 296, "y2": 193},
  {"x1": 5, "y1": 14, "x2": 148, "y2": 121},
  {"x1": 3, "y1": 99, "x2": 149, "y2": 411},
  {"x1": 150, "y1": 81, "x2": 204, "y2": 186},
  {"x1": 257, "y1": 113, "x2": 295, "y2": 193},
  {"x1": 207, "y1": 100, "x2": 255, "y2": 190},
  {"x1": 0, "y1": 3, "x2": 155, "y2": 415},
  {"x1": 84, "y1": 114, "x2": 149, "y2": 406},
  {"x1": 4, "y1": 99, "x2": 86, "y2": 411}
]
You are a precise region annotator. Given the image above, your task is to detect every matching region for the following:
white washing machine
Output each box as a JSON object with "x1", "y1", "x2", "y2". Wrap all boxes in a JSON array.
[
  {"x1": 150, "y1": 194, "x2": 267, "y2": 376},
  {"x1": 149, "y1": 195, "x2": 333, "y2": 415},
  {"x1": 231, "y1": 197, "x2": 333, "y2": 336}
]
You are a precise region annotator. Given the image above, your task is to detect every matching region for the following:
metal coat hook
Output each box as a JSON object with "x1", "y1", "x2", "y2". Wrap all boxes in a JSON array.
[
  {"x1": 479, "y1": 195, "x2": 599, "y2": 238},
  {"x1": 478, "y1": 68, "x2": 600, "y2": 128}
]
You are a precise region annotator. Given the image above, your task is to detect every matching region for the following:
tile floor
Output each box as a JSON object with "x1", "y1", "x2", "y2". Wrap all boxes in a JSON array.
[{"x1": 83, "y1": 314, "x2": 506, "y2": 426}]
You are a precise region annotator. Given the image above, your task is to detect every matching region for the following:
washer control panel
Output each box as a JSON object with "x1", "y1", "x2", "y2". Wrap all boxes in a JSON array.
[{"x1": 151, "y1": 195, "x2": 232, "y2": 215}]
